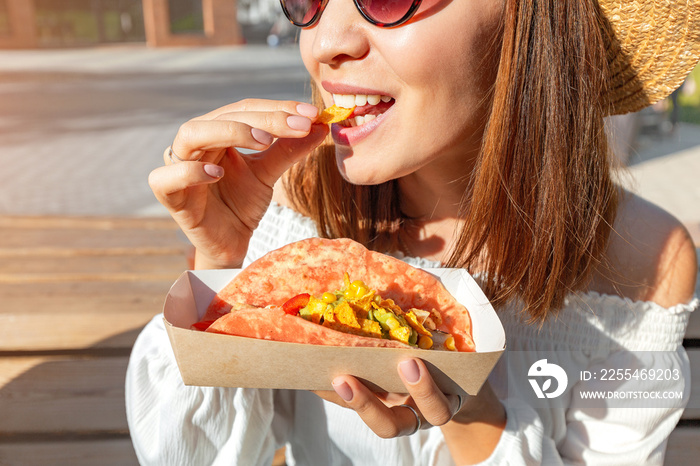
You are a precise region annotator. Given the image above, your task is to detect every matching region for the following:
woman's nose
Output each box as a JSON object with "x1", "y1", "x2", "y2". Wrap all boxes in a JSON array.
[{"x1": 310, "y1": 0, "x2": 372, "y2": 66}]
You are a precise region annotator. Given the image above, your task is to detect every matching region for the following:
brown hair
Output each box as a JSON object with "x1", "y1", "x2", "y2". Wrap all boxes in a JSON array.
[{"x1": 285, "y1": 0, "x2": 619, "y2": 323}]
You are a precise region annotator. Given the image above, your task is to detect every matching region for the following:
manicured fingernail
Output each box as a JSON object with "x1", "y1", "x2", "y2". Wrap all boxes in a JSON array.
[
  {"x1": 287, "y1": 115, "x2": 312, "y2": 132},
  {"x1": 332, "y1": 380, "x2": 354, "y2": 402},
  {"x1": 251, "y1": 128, "x2": 273, "y2": 145},
  {"x1": 296, "y1": 103, "x2": 319, "y2": 118},
  {"x1": 399, "y1": 359, "x2": 421, "y2": 384},
  {"x1": 204, "y1": 164, "x2": 223, "y2": 178}
]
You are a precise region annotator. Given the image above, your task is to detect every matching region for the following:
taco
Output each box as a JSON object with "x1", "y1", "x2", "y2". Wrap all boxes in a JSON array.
[{"x1": 195, "y1": 238, "x2": 475, "y2": 352}]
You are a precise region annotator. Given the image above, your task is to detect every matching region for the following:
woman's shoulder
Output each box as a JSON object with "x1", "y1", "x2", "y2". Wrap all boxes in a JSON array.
[{"x1": 589, "y1": 189, "x2": 698, "y2": 307}]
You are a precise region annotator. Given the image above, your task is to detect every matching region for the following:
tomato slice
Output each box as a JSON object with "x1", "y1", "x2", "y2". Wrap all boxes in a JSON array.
[
  {"x1": 282, "y1": 293, "x2": 311, "y2": 316},
  {"x1": 191, "y1": 320, "x2": 216, "y2": 331}
]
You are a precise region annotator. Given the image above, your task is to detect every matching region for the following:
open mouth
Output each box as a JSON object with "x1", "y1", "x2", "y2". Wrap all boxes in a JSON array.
[{"x1": 331, "y1": 93, "x2": 395, "y2": 127}]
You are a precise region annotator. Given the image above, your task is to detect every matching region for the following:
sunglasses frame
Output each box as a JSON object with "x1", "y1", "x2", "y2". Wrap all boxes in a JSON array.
[{"x1": 280, "y1": 0, "x2": 423, "y2": 28}]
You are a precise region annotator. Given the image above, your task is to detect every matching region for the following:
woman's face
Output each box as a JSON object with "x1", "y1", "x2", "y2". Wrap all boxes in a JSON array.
[{"x1": 300, "y1": 0, "x2": 504, "y2": 186}]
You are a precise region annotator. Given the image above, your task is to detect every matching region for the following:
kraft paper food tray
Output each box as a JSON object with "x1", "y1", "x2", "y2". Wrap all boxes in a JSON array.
[{"x1": 163, "y1": 268, "x2": 505, "y2": 396}]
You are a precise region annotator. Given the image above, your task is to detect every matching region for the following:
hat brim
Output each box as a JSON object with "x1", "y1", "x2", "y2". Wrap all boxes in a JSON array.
[{"x1": 600, "y1": 0, "x2": 700, "y2": 116}]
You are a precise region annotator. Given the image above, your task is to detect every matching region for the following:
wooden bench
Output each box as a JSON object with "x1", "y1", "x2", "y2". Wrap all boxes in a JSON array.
[
  {"x1": 0, "y1": 216, "x2": 697, "y2": 465},
  {"x1": 0, "y1": 216, "x2": 188, "y2": 465},
  {"x1": 0, "y1": 216, "x2": 290, "y2": 466}
]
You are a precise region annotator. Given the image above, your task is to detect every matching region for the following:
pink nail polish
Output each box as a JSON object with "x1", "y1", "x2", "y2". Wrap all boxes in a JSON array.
[
  {"x1": 296, "y1": 103, "x2": 319, "y2": 118},
  {"x1": 287, "y1": 115, "x2": 312, "y2": 132},
  {"x1": 251, "y1": 128, "x2": 273, "y2": 145},
  {"x1": 399, "y1": 359, "x2": 421, "y2": 384},
  {"x1": 332, "y1": 381, "x2": 354, "y2": 402},
  {"x1": 204, "y1": 164, "x2": 223, "y2": 178}
]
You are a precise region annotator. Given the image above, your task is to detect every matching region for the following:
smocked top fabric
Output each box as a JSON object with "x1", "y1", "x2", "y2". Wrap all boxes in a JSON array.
[{"x1": 125, "y1": 202, "x2": 697, "y2": 465}]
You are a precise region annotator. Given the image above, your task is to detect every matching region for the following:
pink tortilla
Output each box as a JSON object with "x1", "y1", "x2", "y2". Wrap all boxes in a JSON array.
[{"x1": 202, "y1": 238, "x2": 475, "y2": 352}]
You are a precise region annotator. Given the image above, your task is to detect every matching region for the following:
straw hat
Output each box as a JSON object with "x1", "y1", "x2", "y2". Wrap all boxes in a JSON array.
[{"x1": 599, "y1": 0, "x2": 700, "y2": 115}]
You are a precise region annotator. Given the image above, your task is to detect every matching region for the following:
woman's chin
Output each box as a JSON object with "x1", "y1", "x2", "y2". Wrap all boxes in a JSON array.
[{"x1": 336, "y1": 153, "x2": 392, "y2": 186}]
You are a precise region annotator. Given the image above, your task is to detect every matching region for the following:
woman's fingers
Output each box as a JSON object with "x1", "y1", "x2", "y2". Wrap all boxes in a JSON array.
[
  {"x1": 328, "y1": 359, "x2": 463, "y2": 438},
  {"x1": 245, "y1": 123, "x2": 328, "y2": 188},
  {"x1": 148, "y1": 162, "x2": 223, "y2": 212},
  {"x1": 168, "y1": 104, "x2": 321, "y2": 165},
  {"x1": 331, "y1": 377, "x2": 422, "y2": 438},
  {"x1": 152, "y1": 123, "x2": 327, "y2": 212},
  {"x1": 194, "y1": 99, "x2": 319, "y2": 122},
  {"x1": 163, "y1": 98, "x2": 322, "y2": 170},
  {"x1": 398, "y1": 359, "x2": 461, "y2": 427}
]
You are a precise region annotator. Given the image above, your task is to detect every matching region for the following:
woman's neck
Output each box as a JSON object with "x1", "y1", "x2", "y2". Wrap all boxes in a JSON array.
[{"x1": 397, "y1": 167, "x2": 471, "y2": 262}]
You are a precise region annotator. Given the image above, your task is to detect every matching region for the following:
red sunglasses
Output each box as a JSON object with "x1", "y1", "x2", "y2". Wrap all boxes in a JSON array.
[{"x1": 280, "y1": 0, "x2": 423, "y2": 28}]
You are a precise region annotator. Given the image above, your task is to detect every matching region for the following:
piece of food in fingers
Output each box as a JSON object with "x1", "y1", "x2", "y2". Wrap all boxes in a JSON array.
[
  {"x1": 197, "y1": 238, "x2": 475, "y2": 352},
  {"x1": 318, "y1": 105, "x2": 356, "y2": 124}
]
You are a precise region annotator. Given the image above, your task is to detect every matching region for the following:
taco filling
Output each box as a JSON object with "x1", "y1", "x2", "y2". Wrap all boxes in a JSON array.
[{"x1": 281, "y1": 273, "x2": 457, "y2": 351}]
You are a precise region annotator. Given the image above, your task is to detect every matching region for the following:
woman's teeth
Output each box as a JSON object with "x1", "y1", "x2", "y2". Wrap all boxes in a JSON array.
[
  {"x1": 331, "y1": 93, "x2": 393, "y2": 127},
  {"x1": 341, "y1": 114, "x2": 377, "y2": 127},
  {"x1": 332, "y1": 93, "x2": 392, "y2": 108}
]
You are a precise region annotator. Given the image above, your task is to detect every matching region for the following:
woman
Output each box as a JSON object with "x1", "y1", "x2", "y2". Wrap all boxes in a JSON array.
[{"x1": 127, "y1": 0, "x2": 699, "y2": 463}]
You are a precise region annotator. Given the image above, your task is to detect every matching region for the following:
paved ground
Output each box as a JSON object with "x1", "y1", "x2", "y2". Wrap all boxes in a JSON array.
[
  {"x1": 0, "y1": 44, "x2": 698, "y2": 242},
  {"x1": 0, "y1": 44, "x2": 309, "y2": 217},
  {"x1": 627, "y1": 126, "x2": 700, "y2": 235}
]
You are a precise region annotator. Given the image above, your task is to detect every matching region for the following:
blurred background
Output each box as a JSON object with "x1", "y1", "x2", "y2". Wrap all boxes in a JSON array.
[
  {"x1": 0, "y1": 0, "x2": 297, "y2": 47},
  {"x1": 0, "y1": 2, "x2": 698, "y2": 465},
  {"x1": 0, "y1": 0, "x2": 698, "y2": 221},
  {"x1": 0, "y1": 0, "x2": 308, "y2": 218}
]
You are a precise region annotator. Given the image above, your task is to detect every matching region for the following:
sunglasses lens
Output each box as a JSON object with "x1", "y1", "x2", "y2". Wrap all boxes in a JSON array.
[
  {"x1": 360, "y1": 0, "x2": 417, "y2": 26},
  {"x1": 282, "y1": 0, "x2": 322, "y2": 26}
]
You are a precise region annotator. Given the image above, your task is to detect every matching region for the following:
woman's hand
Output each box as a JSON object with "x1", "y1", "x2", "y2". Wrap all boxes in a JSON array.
[
  {"x1": 148, "y1": 99, "x2": 328, "y2": 269},
  {"x1": 315, "y1": 358, "x2": 506, "y2": 463}
]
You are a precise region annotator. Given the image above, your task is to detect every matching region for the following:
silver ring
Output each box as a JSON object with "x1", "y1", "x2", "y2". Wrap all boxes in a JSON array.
[
  {"x1": 168, "y1": 147, "x2": 201, "y2": 164},
  {"x1": 399, "y1": 404, "x2": 421, "y2": 436}
]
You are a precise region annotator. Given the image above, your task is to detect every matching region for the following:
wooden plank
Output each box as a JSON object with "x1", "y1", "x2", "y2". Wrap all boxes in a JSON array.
[
  {"x1": 687, "y1": 311, "x2": 700, "y2": 340},
  {"x1": 665, "y1": 427, "x2": 700, "y2": 465},
  {"x1": 0, "y1": 280, "x2": 175, "y2": 303},
  {"x1": 0, "y1": 216, "x2": 184, "y2": 465},
  {"x1": 0, "y1": 272, "x2": 182, "y2": 284},
  {"x1": 0, "y1": 246, "x2": 184, "y2": 258},
  {"x1": 0, "y1": 253, "x2": 187, "y2": 277},
  {"x1": 0, "y1": 439, "x2": 276, "y2": 466},
  {"x1": 273, "y1": 447, "x2": 286, "y2": 466},
  {"x1": 0, "y1": 356, "x2": 129, "y2": 433},
  {"x1": 0, "y1": 215, "x2": 184, "y2": 252},
  {"x1": 0, "y1": 439, "x2": 138, "y2": 466},
  {"x1": 0, "y1": 227, "x2": 184, "y2": 250},
  {"x1": 0, "y1": 216, "x2": 179, "y2": 230},
  {"x1": 0, "y1": 281, "x2": 174, "y2": 351},
  {"x1": 0, "y1": 313, "x2": 153, "y2": 351},
  {"x1": 681, "y1": 349, "x2": 700, "y2": 420}
]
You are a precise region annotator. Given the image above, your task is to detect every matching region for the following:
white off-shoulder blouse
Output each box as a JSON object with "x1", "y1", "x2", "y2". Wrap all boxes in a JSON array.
[{"x1": 125, "y1": 203, "x2": 697, "y2": 465}]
